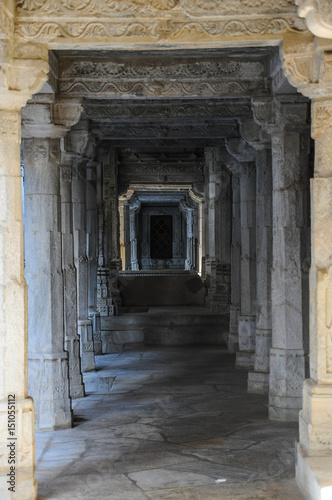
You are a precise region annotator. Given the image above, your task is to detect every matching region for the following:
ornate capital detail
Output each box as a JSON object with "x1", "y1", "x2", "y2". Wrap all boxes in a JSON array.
[
  {"x1": 240, "y1": 119, "x2": 270, "y2": 149},
  {"x1": 0, "y1": 44, "x2": 48, "y2": 110},
  {"x1": 54, "y1": 99, "x2": 84, "y2": 127},
  {"x1": 282, "y1": 31, "x2": 332, "y2": 98},
  {"x1": 312, "y1": 99, "x2": 332, "y2": 138},
  {"x1": 226, "y1": 161, "x2": 245, "y2": 178},
  {"x1": 296, "y1": 0, "x2": 332, "y2": 38},
  {"x1": 225, "y1": 137, "x2": 256, "y2": 162},
  {"x1": 252, "y1": 95, "x2": 309, "y2": 134}
]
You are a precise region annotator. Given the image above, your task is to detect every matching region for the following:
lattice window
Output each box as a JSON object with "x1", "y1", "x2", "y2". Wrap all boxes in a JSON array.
[{"x1": 150, "y1": 215, "x2": 173, "y2": 259}]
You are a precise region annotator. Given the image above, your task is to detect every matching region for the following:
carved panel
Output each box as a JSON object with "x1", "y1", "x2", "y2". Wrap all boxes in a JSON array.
[{"x1": 86, "y1": 99, "x2": 252, "y2": 121}]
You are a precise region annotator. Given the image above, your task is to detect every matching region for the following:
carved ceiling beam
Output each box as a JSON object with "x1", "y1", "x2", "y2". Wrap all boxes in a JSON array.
[
  {"x1": 99, "y1": 138, "x2": 229, "y2": 148},
  {"x1": 85, "y1": 98, "x2": 253, "y2": 122},
  {"x1": 92, "y1": 121, "x2": 239, "y2": 141},
  {"x1": 15, "y1": 0, "x2": 307, "y2": 47},
  {"x1": 57, "y1": 54, "x2": 269, "y2": 98}
]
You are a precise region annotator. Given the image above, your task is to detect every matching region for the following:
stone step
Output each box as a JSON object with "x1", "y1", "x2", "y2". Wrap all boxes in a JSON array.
[
  {"x1": 100, "y1": 309, "x2": 229, "y2": 353},
  {"x1": 101, "y1": 312, "x2": 228, "y2": 330}
]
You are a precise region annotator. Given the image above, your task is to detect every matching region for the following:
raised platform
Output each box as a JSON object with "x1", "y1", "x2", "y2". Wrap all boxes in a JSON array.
[
  {"x1": 118, "y1": 270, "x2": 206, "y2": 307},
  {"x1": 101, "y1": 306, "x2": 229, "y2": 353}
]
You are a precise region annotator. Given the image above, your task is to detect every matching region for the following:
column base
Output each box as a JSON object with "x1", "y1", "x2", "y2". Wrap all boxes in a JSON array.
[
  {"x1": 300, "y1": 380, "x2": 332, "y2": 453},
  {"x1": 247, "y1": 371, "x2": 269, "y2": 394},
  {"x1": 0, "y1": 397, "x2": 37, "y2": 499},
  {"x1": 65, "y1": 338, "x2": 84, "y2": 399},
  {"x1": 268, "y1": 347, "x2": 305, "y2": 422},
  {"x1": 238, "y1": 315, "x2": 256, "y2": 348},
  {"x1": 236, "y1": 351, "x2": 255, "y2": 370},
  {"x1": 78, "y1": 320, "x2": 96, "y2": 372},
  {"x1": 228, "y1": 305, "x2": 240, "y2": 353},
  {"x1": 29, "y1": 354, "x2": 73, "y2": 431},
  {"x1": 227, "y1": 332, "x2": 239, "y2": 353},
  {"x1": 296, "y1": 443, "x2": 332, "y2": 500}
]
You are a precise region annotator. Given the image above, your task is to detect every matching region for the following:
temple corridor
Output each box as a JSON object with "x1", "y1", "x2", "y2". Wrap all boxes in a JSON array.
[{"x1": 35, "y1": 346, "x2": 304, "y2": 500}]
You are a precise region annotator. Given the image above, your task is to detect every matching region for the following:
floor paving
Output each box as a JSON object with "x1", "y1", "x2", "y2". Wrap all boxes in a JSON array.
[{"x1": 35, "y1": 346, "x2": 304, "y2": 499}]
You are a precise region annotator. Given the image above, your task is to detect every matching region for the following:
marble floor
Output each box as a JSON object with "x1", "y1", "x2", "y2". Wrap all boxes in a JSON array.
[{"x1": 35, "y1": 346, "x2": 304, "y2": 499}]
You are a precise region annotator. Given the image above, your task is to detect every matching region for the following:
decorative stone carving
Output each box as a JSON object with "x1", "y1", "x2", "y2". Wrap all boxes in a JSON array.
[
  {"x1": 296, "y1": 0, "x2": 332, "y2": 38},
  {"x1": 15, "y1": 0, "x2": 306, "y2": 45},
  {"x1": 85, "y1": 99, "x2": 252, "y2": 121}
]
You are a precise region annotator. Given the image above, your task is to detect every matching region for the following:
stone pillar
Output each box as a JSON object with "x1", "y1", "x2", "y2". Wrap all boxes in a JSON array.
[
  {"x1": 129, "y1": 201, "x2": 140, "y2": 271},
  {"x1": 60, "y1": 152, "x2": 84, "y2": 399},
  {"x1": 0, "y1": 106, "x2": 43, "y2": 497},
  {"x1": 180, "y1": 200, "x2": 196, "y2": 270},
  {"x1": 248, "y1": 146, "x2": 273, "y2": 393},
  {"x1": 296, "y1": 97, "x2": 332, "y2": 496},
  {"x1": 72, "y1": 160, "x2": 95, "y2": 372},
  {"x1": 103, "y1": 149, "x2": 121, "y2": 312},
  {"x1": 23, "y1": 135, "x2": 72, "y2": 430},
  {"x1": 204, "y1": 147, "x2": 231, "y2": 313},
  {"x1": 226, "y1": 165, "x2": 242, "y2": 353},
  {"x1": 268, "y1": 102, "x2": 310, "y2": 421},
  {"x1": 86, "y1": 160, "x2": 101, "y2": 353},
  {"x1": 237, "y1": 163, "x2": 257, "y2": 369}
]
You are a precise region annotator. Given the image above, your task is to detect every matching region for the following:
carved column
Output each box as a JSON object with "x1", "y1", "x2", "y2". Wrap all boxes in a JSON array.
[
  {"x1": 296, "y1": 98, "x2": 332, "y2": 495},
  {"x1": 248, "y1": 145, "x2": 273, "y2": 394},
  {"x1": 86, "y1": 160, "x2": 100, "y2": 353},
  {"x1": 226, "y1": 164, "x2": 242, "y2": 353},
  {"x1": 0, "y1": 45, "x2": 48, "y2": 495},
  {"x1": 23, "y1": 130, "x2": 72, "y2": 430},
  {"x1": 226, "y1": 138, "x2": 257, "y2": 369},
  {"x1": 179, "y1": 200, "x2": 197, "y2": 270},
  {"x1": 204, "y1": 147, "x2": 231, "y2": 314},
  {"x1": 237, "y1": 163, "x2": 257, "y2": 369},
  {"x1": 102, "y1": 148, "x2": 121, "y2": 313},
  {"x1": 282, "y1": 30, "x2": 332, "y2": 500},
  {"x1": 269, "y1": 100, "x2": 310, "y2": 421},
  {"x1": 72, "y1": 159, "x2": 95, "y2": 372},
  {"x1": 60, "y1": 151, "x2": 84, "y2": 398},
  {"x1": 129, "y1": 199, "x2": 141, "y2": 271}
]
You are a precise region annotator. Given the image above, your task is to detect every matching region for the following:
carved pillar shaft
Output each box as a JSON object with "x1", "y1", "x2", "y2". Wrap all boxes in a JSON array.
[
  {"x1": 129, "y1": 207, "x2": 139, "y2": 270},
  {"x1": 23, "y1": 137, "x2": 72, "y2": 430},
  {"x1": 298, "y1": 99, "x2": 332, "y2": 453},
  {"x1": 236, "y1": 163, "x2": 256, "y2": 370},
  {"x1": 204, "y1": 147, "x2": 231, "y2": 313},
  {"x1": 60, "y1": 157, "x2": 84, "y2": 398},
  {"x1": 72, "y1": 160, "x2": 95, "y2": 372},
  {"x1": 228, "y1": 173, "x2": 241, "y2": 353},
  {"x1": 269, "y1": 127, "x2": 310, "y2": 421},
  {"x1": 0, "y1": 110, "x2": 38, "y2": 497},
  {"x1": 248, "y1": 146, "x2": 273, "y2": 394}
]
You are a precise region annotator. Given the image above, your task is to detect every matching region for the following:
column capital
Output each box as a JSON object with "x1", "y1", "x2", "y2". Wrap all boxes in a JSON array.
[
  {"x1": 240, "y1": 118, "x2": 271, "y2": 150},
  {"x1": 296, "y1": 0, "x2": 332, "y2": 39},
  {"x1": 252, "y1": 95, "x2": 309, "y2": 135},
  {"x1": 225, "y1": 137, "x2": 256, "y2": 163},
  {"x1": 282, "y1": 31, "x2": 332, "y2": 99},
  {"x1": 0, "y1": 43, "x2": 49, "y2": 111}
]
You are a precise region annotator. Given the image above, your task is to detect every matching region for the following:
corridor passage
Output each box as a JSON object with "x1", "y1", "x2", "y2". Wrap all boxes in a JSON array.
[{"x1": 35, "y1": 347, "x2": 304, "y2": 499}]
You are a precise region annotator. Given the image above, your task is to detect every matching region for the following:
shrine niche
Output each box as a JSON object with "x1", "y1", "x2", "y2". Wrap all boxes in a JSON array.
[{"x1": 119, "y1": 188, "x2": 200, "y2": 271}]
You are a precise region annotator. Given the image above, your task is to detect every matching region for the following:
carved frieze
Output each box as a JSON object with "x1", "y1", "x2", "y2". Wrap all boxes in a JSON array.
[
  {"x1": 16, "y1": 0, "x2": 302, "y2": 16},
  {"x1": 94, "y1": 122, "x2": 239, "y2": 139},
  {"x1": 60, "y1": 79, "x2": 266, "y2": 98},
  {"x1": 120, "y1": 163, "x2": 203, "y2": 175},
  {"x1": 15, "y1": 0, "x2": 307, "y2": 44},
  {"x1": 85, "y1": 99, "x2": 252, "y2": 121}
]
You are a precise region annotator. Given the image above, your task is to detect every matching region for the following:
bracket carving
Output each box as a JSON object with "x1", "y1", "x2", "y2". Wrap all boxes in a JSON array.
[{"x1": 296, "y1": 0, "x2": 332, "y2": 39}]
